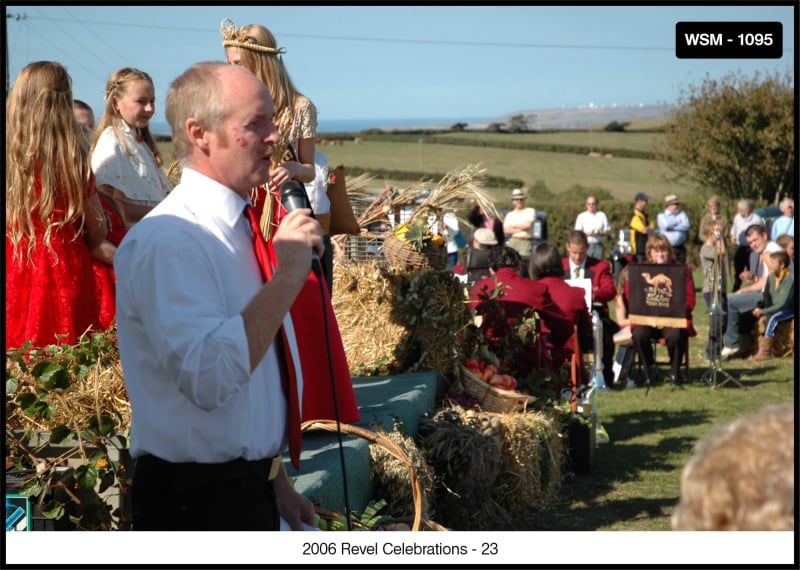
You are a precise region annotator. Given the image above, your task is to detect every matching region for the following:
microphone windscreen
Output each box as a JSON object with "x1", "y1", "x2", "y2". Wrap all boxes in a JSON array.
[{"x1": 279, "y1": 180, "x2": 314, "y2": 217}]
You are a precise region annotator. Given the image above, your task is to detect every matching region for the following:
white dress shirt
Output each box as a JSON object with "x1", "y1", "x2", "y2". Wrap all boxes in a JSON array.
[
  {"x1": 115, "y1": 168, "x2": 302, "y2": 463},
  {"x1": 574, "y1": 210, "x2": 610, "y2": 244}
]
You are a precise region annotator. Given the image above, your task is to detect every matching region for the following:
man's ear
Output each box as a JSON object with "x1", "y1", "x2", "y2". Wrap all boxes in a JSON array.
[{"x1": 186, "y1": 118, "x2": 209, "y2": 151}]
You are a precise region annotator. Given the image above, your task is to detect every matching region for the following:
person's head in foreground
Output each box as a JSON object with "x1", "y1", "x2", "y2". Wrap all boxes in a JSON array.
[{"x1": 671, "y1": 402, "x2": 794, "y2": 530}]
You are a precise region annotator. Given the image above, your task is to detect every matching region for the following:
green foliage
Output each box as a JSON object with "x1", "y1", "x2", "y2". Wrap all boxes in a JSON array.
[
  {"x1": 655, "y1": 69, "x2": 794, "y2": 204},
  {"x1": 6, "y1": 326, "x2": 132, "y2": 530}
]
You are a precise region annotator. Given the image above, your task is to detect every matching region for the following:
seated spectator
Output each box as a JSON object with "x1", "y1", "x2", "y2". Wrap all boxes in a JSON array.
[
  {"x1": 469, "y1": 246, "x2": 573, "y2": 377},
  {"x1": 625, "y1": 235, "x2": 696, "y2": 387},
  {"x1": 729, "y1": 199, "x2": 763, "y2": 292},
  {"x1": 529, "y1": 242, "x2": 592, "y2": 350},
  {"x1": 775, "y1": 233, "x2": 794, "y2": 275},
  {"x1": 749, "y1": 249, "x2": 794, "y2": 362},
  {"x1": 672, "y1": 402, "x2": 793, "y2": 531},
  {"x1": 721, "y1": 224, "x2": 782, "y2": 359},
  {"x1": 455, "y1": 227, "x2": 498, "y2": 286}
]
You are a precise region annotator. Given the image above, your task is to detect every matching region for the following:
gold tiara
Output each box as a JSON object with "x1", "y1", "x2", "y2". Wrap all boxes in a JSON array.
[{"x1": 220, "y1": 18, "x2": 286, "y2": 55}]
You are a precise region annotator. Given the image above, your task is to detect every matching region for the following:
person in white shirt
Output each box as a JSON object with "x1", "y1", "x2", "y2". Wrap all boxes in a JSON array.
[
  {"x1": 114, "y1": 62, "x2": 319, "y2": 531},
  {"x1": 503, "y1": 188, "x2": 536, "y2": 259},
  {"x1": 304, "y1": 149, "x2": 334, "y2": 292},
  {"x1": 574, "y1": 195, "x2": 610, "y2": 260},
  {"x1": 770, "y1": 197, "x2": 794, "y2": 240}
]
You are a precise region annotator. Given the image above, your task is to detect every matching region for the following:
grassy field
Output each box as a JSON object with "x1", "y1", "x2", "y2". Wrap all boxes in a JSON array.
[{"x1": 320, "y1": 134, "x2": 695, "y2": 205}]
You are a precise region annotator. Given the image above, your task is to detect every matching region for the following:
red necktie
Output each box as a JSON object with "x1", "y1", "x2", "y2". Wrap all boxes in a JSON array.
[{"x1": 244, "y1": 204, "x2": 302, "y2": 469}]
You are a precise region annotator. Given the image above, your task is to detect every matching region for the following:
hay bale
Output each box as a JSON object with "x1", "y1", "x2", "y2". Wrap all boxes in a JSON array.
[
  {"x1": 331, "y1": 262, "x2": 471, "y2": 379},
  {"x1": 495, "y1": 410, "x2": 568, "y2": 517}
]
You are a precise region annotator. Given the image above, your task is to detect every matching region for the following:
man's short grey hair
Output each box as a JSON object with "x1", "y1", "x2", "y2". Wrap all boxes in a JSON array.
[
  {"x1": 737, "y1": 199, "x2": 752, "y2": 212},
  {"x1": 779, "y1": 197, "x2": 794, "y2": 211}
]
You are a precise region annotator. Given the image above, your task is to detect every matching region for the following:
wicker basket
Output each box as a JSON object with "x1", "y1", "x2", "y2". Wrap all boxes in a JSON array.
[
  {"x1": 460, "y1": 366, "x2": 535, "y2": 414},
  {"x1": 301, "y1": 420, "x2": 446, "y2": 531},
  {"x1": 382, "y1": 233, "x2": 447, "y2": 271}
]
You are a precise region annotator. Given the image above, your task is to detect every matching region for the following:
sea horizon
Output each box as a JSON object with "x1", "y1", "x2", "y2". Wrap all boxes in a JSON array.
[{"x1": 149, "y1": 116, "x2": 491, "y2": 135}]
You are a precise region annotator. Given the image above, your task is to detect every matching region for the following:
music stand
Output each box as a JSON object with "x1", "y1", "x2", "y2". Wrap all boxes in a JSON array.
[
  {"x1": 701, "y1": 238, "x2": 744, "y2": 390},
  {"x1": 627, "y1": 262, "x2": 689, "y2": 395}
]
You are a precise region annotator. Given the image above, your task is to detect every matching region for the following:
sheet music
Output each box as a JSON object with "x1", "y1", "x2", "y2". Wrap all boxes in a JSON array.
[{"x1": 565, "y1": 277, "x2": 593, "y2": 310}]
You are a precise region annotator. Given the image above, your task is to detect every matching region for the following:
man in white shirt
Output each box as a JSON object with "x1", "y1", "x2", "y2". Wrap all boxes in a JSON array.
[
  {"x1": 114, "y1": 62, "x2": 319, "y2": 530},
  {"x1": 574, "y1": 195, "x2": 610, "y2": 261},
  {"x1": 503, "y1": 188, "x2": 536, "y2": 259},
  {"x1": 721, "y1": 224, "x2": 783, "y2": 359}
]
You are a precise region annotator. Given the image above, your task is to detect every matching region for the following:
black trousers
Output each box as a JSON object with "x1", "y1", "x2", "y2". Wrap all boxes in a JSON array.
[
  {"x1": 632, "y1": 325, "x2": 687, "y2": 379},
  {"x1": 131, "y1": 454, "x2": 279, "y2": 531}
]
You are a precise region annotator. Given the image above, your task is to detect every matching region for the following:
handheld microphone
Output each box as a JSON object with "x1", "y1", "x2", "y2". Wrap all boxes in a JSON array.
[{"x1": 279, "y1": 180, "x2": 321, "y2": 275}]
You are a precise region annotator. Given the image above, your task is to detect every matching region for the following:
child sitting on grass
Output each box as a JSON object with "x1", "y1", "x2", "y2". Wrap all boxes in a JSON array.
[{"x1": 749, "y1": 249, "x2": 794, "y2": 361}]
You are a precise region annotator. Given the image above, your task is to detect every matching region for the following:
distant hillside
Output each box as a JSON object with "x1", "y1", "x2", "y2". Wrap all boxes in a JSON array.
[{"x1": 466, "y1": 103, "x2": 676, "y2": 131}]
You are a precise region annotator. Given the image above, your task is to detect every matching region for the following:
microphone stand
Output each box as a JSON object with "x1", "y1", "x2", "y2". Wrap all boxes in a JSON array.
[{"x1": 701, "y1": 233, "x2": 743, "y2": 390}]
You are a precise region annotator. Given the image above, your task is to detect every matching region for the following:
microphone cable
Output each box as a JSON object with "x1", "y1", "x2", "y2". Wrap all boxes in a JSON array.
[
  {"x1": 313, "y1": 262, "x2": 353, "y2": 531},
  {"x1": 280, "y1": 179, "x2": 352, "y2": 530}
]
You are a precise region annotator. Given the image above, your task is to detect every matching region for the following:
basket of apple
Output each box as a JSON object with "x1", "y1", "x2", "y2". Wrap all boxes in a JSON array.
[{"x1": 461, "y1": 359, "x2": 535, "y2": 414}]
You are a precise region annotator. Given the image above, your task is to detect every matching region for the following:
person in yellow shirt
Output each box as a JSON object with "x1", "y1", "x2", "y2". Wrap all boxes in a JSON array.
[{"x1": 629, "y1": 192, "x2": 655, "y2": 262}]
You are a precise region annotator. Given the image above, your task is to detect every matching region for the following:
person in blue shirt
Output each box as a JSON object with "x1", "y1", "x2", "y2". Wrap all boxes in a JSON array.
[
  {"x1": 770, "y1": 197, "x2": 794, "y2": 240},
  {"x1": 657, "y1": 194, "x2": 690, "y2": 264}
]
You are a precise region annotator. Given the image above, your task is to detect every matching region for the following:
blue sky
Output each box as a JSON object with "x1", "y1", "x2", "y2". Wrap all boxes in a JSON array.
[{"x1": 5, "y1": 4, "x2": 795, "y2": 128}]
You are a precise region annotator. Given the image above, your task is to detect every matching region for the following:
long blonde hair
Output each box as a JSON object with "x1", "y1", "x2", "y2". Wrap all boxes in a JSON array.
[
  {"x1": 6, "y1": 61, "x2": 91, "y2": 262},
  {"x1": 227, "y1": 24, "x2": 302, "y2": 124},
  {"x1": 91, "y1": 67, "x2": 163, "y2": 167}
]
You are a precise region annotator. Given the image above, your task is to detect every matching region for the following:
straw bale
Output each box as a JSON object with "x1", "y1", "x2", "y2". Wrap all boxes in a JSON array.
[
  {"x1": 331, "y1": 262, "x2": 471, "y2": 379},
  {"x1": 494, "y1": 410, "x2": 568, "y2": 516}
]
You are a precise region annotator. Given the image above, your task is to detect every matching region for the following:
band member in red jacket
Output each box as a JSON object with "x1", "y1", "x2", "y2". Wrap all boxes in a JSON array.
[
  {"x1": 469, "y1": 246, "x2": 573, "y2": 378},
  {"x1": 562, "y1": 230, "x2": 618, "y2": 386}
]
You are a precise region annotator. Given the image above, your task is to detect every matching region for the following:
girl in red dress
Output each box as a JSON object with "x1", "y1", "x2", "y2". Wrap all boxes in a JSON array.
[
  {"x1": 6, "y1": 61, "x2": 116, "y2": 351},
  {"x1": 221, "y1": 18, "x2": 360, "y2": 424}
]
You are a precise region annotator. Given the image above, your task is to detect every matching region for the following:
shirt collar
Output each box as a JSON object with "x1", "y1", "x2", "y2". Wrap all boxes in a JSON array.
[{"x1": 178, "y1": 167, "x2": 249, "y2": 230}]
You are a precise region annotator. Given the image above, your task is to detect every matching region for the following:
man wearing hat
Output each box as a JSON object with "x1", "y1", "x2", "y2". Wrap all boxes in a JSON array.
[
  {"x1": 503, "y1": 188, "x2": 537, "y2": 260},
  {"x1": 629, "y1": 192, "x2": 654, "y2": 263},
  {"x1": 657, "y1": 194, "x2": 691, "y2": 263}
]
